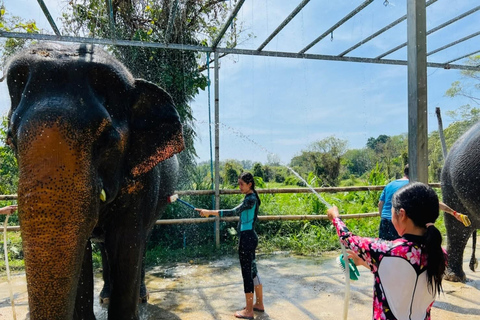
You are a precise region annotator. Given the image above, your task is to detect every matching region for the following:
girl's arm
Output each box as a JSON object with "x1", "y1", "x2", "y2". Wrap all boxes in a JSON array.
[
  {"x1": 328, "y1": 206, "x2": 394, "y2": 271},
  {"x1": 221, "y1": 195, "x2": 256, "y2": 217}
]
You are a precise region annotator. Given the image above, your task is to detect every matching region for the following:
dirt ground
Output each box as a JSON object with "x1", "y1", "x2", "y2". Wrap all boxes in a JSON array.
[{"x1": 1, "y1": 242, "x2": 480, "y2": 320}]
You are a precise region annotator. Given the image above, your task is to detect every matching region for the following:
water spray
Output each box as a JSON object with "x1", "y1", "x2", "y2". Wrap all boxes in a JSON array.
[
  {"x1": 284, "y1": 171, "x2": 351, "y2": 320},
  {"x1": 196, "y1": 120, "x2": 352, "y2": 319}
]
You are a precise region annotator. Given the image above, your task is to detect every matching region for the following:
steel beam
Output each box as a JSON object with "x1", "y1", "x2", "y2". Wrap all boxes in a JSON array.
[
  {"x1": 299, "y1": 0, "x2": 374, "y2": 54},
  {"x1": 340, "y1": 0, "x2": 438, "y2": 57},
  {"x1": 257, "y1": 0, "x2": 310, "y2": 51},
  {"x1": 211, "y1": 0, "x2": 245, "y2": 49},
  {"x1": 407, "y1": 0, "x2": 428, "y2": 183},
  {"x1": 377, "y1": 4, "x2": 480, "y2": 59},
  {"x1": 36, "y1": 0, "x2": 60, "y2": 36},
  {"x1": 1, "y1": 31, "x2": 478, "y2": 71},
  {"x1": 427, "y1": 30, "x2": 480, "y2": 56}
]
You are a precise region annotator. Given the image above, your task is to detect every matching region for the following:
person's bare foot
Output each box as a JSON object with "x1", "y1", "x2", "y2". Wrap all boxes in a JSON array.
[{"x1": 234, "y1": 309, "x2": 254, "y2": 319}]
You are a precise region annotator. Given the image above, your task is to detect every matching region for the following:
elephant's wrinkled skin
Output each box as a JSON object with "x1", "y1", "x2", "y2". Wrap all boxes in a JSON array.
[
  {"x1": 441, "y1": 122, "x2": 480, "y2": 283},
  {"x1": 5, "y1": 43, "x2": 184, "y2": 319}
]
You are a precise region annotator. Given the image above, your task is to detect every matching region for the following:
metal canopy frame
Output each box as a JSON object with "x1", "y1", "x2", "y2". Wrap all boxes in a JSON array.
[
  {"x1": 1, "y1": 0, "x2": 480, "y2": 211},
  {"x1": 1, "y1": 0, "x2": 478, "y2": 71}
]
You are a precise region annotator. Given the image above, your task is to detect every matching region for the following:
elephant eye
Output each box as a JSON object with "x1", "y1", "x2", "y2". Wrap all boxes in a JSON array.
[{"x1": 88, "y1": 65, "x2": 130, "y2": 117}]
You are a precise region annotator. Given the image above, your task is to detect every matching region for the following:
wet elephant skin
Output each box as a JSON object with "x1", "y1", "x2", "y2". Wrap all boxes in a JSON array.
[
  {"x1": 5, "y1": 42, "x2": 184, "y2": 320},
  {"x1": 441, "y1": 121, "x2": 480, "y2": 283}
]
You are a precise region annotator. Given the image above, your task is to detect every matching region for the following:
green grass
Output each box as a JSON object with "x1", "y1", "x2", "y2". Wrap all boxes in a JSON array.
[{"x1": 0, "y1": 187, "x2": 450, "y2": 271}]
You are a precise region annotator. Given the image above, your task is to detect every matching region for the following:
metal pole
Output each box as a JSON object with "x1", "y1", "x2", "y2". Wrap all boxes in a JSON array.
[
  {"x1": 214, "y1": 51, "x2": 220, "y2": 249},
  {"x1": 1, "y1": 31, "x2": 478, "y2": 71},
  {"x1": 407, "y1": 0, "x2": 428, "y2": 183},
  {"x1": 36, "y1": 0, "x2": 61, "y2": 36}
]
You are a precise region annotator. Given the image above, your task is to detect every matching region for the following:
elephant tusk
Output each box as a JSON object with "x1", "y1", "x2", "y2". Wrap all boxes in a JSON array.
[{"x1": 100, "y1": 189, "x2": 107, "y2": 202}]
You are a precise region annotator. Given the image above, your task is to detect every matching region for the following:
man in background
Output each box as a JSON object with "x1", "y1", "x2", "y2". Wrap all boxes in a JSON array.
[{"x1": 378, "y1": 165, "x2": 409, "y2": 240}]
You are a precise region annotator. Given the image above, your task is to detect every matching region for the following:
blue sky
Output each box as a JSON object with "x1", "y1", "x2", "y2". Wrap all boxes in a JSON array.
[{"x1": 1, "y1": 0, "x2": 477, "y2": 165}]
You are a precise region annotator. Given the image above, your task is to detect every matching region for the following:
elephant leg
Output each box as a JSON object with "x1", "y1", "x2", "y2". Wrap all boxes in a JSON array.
[
  {"x1": 98, "y1": 242, "x2": 111, "y2": 305},
  {"x1": 445, "y1": 212, "x2": 472, "y2": 282},
  {"x1": 74, "y1": 240, "x2": 96, "y2": 320},
  {"x1": 105, "y1": 230, "x2": 143, "y2": 320}
]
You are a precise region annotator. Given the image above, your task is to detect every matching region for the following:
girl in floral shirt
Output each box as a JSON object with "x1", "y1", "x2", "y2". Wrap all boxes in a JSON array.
[{"x1": 327, "y1": 182, "x2": 447, "y2": 320}]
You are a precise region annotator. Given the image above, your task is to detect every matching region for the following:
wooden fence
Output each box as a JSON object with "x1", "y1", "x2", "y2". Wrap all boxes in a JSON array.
[{"x1": 1, "y1": 184, "x2": 442, "y2": 246}]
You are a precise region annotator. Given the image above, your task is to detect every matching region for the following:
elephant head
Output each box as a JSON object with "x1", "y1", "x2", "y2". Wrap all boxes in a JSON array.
[{"x1": 5, "y1": 42, "x2": 184, "y2": 319}]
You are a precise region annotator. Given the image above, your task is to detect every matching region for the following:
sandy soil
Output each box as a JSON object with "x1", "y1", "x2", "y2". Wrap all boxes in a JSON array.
[{"x1": 1, "y1": 244, "x2": 480, "y2": 320}]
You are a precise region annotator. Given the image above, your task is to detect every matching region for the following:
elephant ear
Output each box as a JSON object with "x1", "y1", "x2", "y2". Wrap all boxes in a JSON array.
[{"x1": 128, "y1": 79, "x2": 184, "y2": 177}]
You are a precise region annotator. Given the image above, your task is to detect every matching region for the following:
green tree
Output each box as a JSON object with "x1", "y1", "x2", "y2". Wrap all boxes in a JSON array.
[
  {"x1": 366, "y1": 134, "x2": 389, "y2": 150},
  {"x1": 445, "y1": 55, "x2": 480, "y2": 106},
  {"x1": 342, "y1": 148, "x2": 375, "y2": 177},
  {"x1": 252, "y1": 162, "x2": 264, "y2": 180},
  {"x1": 0, "y1": 117, "x2": 19, "y2": 224},
  {"x1": 0, "y1": 3, "x2": 40, "y2": 66},
  {"x1": 61, "y1": 0, "x2": 247, "y2": 187},
  {"x1": 290, "y1": 136, "x2": 347, "y2": 186},
  {"x1": 223, "y1": 160, "x2": 242, "y2": 186},
  {"x1": 0, "y1": 117, "x2": 17, "y2": 194}
]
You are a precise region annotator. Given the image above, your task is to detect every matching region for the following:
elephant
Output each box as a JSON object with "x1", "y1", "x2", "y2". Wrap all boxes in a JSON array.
[
  {"x1": 441, "y1": 121, "x2": 480, "y2": 282},
  {"x1": 5, "y1": 42, "x2": 184, "y2": 319}
]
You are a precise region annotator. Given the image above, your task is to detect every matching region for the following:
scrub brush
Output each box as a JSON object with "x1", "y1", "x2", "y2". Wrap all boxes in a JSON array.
[
  {"x1": 167, "y1": 194, "x2": 196, "y2": 210},
  {"x1": 451, "y1": 211, "x2": 471, "y2": 227},
  {"x1": 336, "y1": 253, "x2": 360, "y2": 281}
]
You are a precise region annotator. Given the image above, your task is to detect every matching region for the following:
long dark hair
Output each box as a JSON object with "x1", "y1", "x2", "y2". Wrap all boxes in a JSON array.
[
  {"x1": 391, "y1": 182, "x2": 445, "y2": 295},
  {"x1": 239, "y1": 171, "x2": 261, "y2": 213}
]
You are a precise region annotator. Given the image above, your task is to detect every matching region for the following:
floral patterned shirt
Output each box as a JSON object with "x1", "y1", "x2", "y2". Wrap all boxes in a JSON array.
[{"x1": 332, "y1": 217, "x2": 444, "y2": 320}]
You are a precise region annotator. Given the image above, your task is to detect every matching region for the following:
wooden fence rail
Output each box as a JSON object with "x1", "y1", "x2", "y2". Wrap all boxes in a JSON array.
[{"x1": 1, "y1": 183, "x2": 441, "y2": 246}]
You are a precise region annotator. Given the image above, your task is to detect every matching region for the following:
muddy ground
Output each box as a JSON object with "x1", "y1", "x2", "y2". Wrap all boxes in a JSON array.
[{"x1": 1, "y1": 242, "x2": 480, "y2": 320}]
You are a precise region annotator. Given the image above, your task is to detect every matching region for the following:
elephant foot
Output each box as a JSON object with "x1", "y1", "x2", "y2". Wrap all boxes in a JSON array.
[
  {"x1": 139, "y1": 292, "x2": 149, "y2": 303},
  {"x1": 469, "y1": 258, "x2": 478, "y2": 272},
  {"x1": 99, "y1": 286, "x2": 110, "y2": 305},
  {"x1": 99, "y1": 296, "x2": 110, "y2": 305},
  {"x1": 444, "y1": 269, "x2": 466, "y2": 283}
]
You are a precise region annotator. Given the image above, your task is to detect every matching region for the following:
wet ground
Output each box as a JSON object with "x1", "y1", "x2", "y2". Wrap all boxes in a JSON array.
[{"x1": 1, "y1": 244, "x2": 480, "y2": 320}]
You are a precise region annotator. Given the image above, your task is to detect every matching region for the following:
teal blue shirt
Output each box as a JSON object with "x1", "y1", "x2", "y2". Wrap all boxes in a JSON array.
[
  {"x1": 379, "y1": 179, "x2": 409, "y2": 220},
  {"x1": 221, "y1": 193, "x2": 258, "y2": 232}
]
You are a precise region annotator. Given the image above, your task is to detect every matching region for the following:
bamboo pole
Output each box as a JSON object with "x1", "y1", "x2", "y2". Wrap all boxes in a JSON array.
[
  {"x1": 3, "y1": 212, "x2": 380, "y2": 232},
  {"x1": 0, "y1": 183, "x2": 442, "y2": 200}
]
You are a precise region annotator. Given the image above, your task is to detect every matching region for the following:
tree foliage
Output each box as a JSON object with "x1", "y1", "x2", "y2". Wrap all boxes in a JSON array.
[
  {"x1": 61, "y1": 0, "x2": 246, "y2": 187},
  {"x1": 290, "y1": 136, "x2": 347, "y2": 187},
  {"x1": 0, "y1": 3, "x2": 40, "y2": 67}
]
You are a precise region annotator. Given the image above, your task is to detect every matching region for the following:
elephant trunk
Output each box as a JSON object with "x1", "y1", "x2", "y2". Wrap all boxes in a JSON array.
[{"x1": 17, "y1": 123, "x2": 99, "y2": 319}]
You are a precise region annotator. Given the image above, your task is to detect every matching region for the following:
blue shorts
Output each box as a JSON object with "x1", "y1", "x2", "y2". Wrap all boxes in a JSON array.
[{"x1": 379, "y1": 218, "x2": 400, "y2": 240}]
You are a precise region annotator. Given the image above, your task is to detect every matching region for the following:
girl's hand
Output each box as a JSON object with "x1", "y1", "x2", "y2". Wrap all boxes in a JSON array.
[
  {"x1": 194, "y1": 208, "x2": 206, "y2": 217},
  {"x1": 347, "y1": 250, "x2": 369, "y2": 269},
  {"x1": 327, "y1": 206, "x2": 340, "y2": 221},
  {"x1": 195, "y1": 208, "x2": 217, "y2": 218},
  {"x1": 0, "y1": 205, "x2": 18, "y2": 215}
]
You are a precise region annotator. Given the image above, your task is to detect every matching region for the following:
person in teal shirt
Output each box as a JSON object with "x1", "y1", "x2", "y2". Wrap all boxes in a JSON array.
[
  {"x1": 196, "y1": 172, "x2": 264, "y2": 319},
  {"x1": 378, "y1": 165, "x2": 409, "y2": 240}
]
